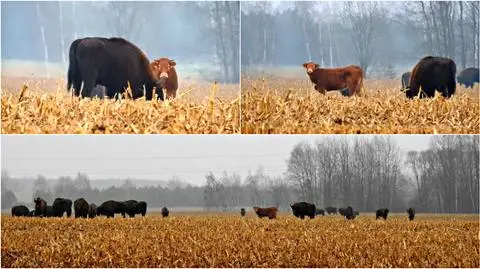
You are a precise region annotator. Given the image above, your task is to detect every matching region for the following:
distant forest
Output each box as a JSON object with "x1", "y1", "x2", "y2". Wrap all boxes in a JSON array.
[
  {"x1": 241, "y1": 1, "x2": 479, "y2": 77},
  {"x1": 2, "y1": 136, "x2": 478, "y2": 214}
]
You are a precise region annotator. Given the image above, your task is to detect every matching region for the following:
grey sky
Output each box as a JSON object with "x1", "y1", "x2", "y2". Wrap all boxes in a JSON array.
[{"x1": 1, "y1": 135, "x2": 433, "y2": 186}]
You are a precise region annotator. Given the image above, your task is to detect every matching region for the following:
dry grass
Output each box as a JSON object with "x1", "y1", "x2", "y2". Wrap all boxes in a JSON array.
[
  {"x1": 1, "y1": 214, "x2": 478, "y2": 267},
  {"x1": 241, "y1": 76, "x2": 480, "y2": 134},
  {"x1": 1, "y1": 77, "x2": 240, "y2": 134}
]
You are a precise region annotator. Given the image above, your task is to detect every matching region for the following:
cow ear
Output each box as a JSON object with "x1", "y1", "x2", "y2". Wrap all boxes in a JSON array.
[
  {"x1": 169, "y1": 60, "x2": 176, "y2": 67},
  {"x1": 302, "y1": 63, "x2": 308, "y2": 68},
  {"x1": 315, "y1": 64, "x2": 320, "y2": 69}
]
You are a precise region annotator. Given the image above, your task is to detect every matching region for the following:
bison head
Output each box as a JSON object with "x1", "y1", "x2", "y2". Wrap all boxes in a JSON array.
[{"x1": 303, "y1": 62, "x2": 320, "y2": 74}]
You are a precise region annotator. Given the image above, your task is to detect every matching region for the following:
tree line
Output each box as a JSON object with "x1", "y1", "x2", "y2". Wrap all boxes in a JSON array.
[
  {"x1": 241, "y1": 1, "x2": 479, "y2": 77},
  {"x1": 3, "y1": 1, "x2": 239, "y2": 83}
]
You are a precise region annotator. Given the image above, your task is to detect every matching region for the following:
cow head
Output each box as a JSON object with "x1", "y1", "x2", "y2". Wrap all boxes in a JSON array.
[
  {"x1": 151, "y1": 58, "x2": 175, "y2": 83},
  {"x1": 303, "y1": 62, "x2": 320, "y2": 74}
]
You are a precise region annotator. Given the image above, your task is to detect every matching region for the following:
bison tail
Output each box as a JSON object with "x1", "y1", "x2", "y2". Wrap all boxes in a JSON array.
[{"x1": 67, "y1": 39, "x2": 81, "y2": 92}]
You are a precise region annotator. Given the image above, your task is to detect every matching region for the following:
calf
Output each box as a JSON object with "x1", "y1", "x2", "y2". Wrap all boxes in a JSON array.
[{"x1": 303, "y1": 62, "x2": 363, "y2": 96}]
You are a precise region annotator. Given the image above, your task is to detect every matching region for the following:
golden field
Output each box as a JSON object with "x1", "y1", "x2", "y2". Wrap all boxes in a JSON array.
[
  {"x1": 1, "y1": 77, "x2": 240, "y2": 134},
  {"x1": 1, "y1": 213, "x2": 478, "y2": 267},
  {"x1": 241, "y1": 76, "x2": 480, "y2": 134}
]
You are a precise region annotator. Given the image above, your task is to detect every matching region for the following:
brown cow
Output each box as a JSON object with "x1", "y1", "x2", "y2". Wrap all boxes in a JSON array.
[
  {"x1": 303, "y1": 62, "x2": 364, "y2": 96},
  {"x1": 150, "y1": 58, "x2": 178, "y2": 99},
  {"x1": 253, "y1": 206, "x2": 277, "y2": 219}
]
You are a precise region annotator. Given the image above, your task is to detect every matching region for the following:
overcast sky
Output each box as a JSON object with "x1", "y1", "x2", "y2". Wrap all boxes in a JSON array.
[{"x1": 1, "y1": 135, "x2": 433, "y2": 186}]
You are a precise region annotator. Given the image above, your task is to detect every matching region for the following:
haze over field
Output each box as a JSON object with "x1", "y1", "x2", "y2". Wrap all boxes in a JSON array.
[
  {"x1": 241, "y1": 1, "x2": 479, "y2": 78},
  {"x1": 1, "y1": 1, "x2": 239, "y2": 83}
]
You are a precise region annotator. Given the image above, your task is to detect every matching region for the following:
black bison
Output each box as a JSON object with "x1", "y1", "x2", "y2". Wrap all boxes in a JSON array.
[
  {"x1": 457, "y1": 67, "x2": 479, "y2": 88},
  {"x1": 46, "y1": 206, "x2": 55, "y2": 217},
  {"x1": 401, "y1": 71, "x2": 411, "y2": 89},
  {"x1": 97, "y1": 200, "x2": 127, "y2": 218},
  {"x1": 161, "y1": 207, "x2": 169, "y2": 218},
  {"x1": 123, "y1": 200, "x2": 146, "y2": 217},
  {"x1": 240, "y1": 208, "x2": 246, "y2": 217},
  {"x1": 406, "y1": 56, "x2": 456, "y2": 98},
  {"x1": 67, "y1": 37, "x2": 165, "y2": 100},
  {"x1": 11, "y1": 205, "x2": 30, "y2": 217},
  {"x1": 34, "y1": 197, "x2": 47, "y2": 217},
  {"x1": 376, "y1": 208, "x2": 389, "y2": 220},
  {"x1": 407, "y1": 207, "x2": 415, "y2": 221},
  {"x1": 136, "y1": 201, "x2": 147, "y2": 216},
  {"x1": 74, "y1": 198, "x2": 89, "y2": 218},
  {"x1": 88, "y1": 203, "x2": 97, "y2": 218},
  {"x1": 315, "y1": 209, "x2": 325, "y2": 216},
  {"x1": 253, "y1": 206, "x2": 278, "y2": 219},
  {"x1": 339, "y1": 206, "x2": 356, "y2": 220},
  {"x1": 325, "y1": 206, "x2": 337, "y2": 215},
  {"x1": 290, "y1": 202, "x2": 316, "y2": 219},
  {"x1": 52, "y1": 198, "x2": 73, "y2": 217}
]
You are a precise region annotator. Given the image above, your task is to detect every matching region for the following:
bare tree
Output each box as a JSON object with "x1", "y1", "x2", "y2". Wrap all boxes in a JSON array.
[{"x1": 342, "y1": 1, "x2": 387, "y2": 76}]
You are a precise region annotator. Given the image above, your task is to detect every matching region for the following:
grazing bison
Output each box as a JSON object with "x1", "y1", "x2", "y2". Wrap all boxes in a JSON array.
[
  {"x1": 150, "y1": 58, "x2": 178, "y2": 99},
  {"x1": 136, "y1": 201, "x2": 147, "y2": 216},
  {"x1": 67, "y1": 37, "x2": 165, "y2": 100},
  {"x1": 406, "y1": 56, "x2": 456, "y2": 98},
  {"x1": 88, "y1": 204, "x2": 97, "y2": 218},
  {"x1": 407, "y1": 207, "x2": 415, "y2": 221},
  {"x1": 401, "y1": 71, "x2": 411, "y2": 89},
  {"x1": 46, "y1": 206, "x2": 55, "y2": 217},
  {"x1": 52, "y1": 198, "x2": 73, "y2": 217},
  {"x1": 97, "y1": 200, "x2": 126, "y2": 218},
  {"x1": 161, "y1": 206, "x2": 169, "y2": 218},
  {"x1": 290, "y1": 202, "x2": 316, "y2": 219},
  {"x1": 122, "y1": 200, "x2": 147, "y2": 217},
  {"x1": 11, "y1": 205, "x2": 30, "y2": 217},
  {"x1": 376, "y1": 208, "x2": 389, "y2": 220},
  {"x1": 315, "y1": 209, "x2": 325, "y2": 216},
  {"x1": 325, "y1": 206, "x2": 338, "y2": 215},
  {"x1": 253, "y1": 206, "x2": 278, "y2": 219},
  {"x1": 303, "y1": 62, "x2": 363, "y2": 96},
  {"x1": 240, "y1": 208, "x2": 246, "y2": 217},
  {"x1": 339, "y1": 206, "x2": 355, "y2": 220},
  {"x1": 74, "y1": 198, "x2": 89, "y2": 218},
  {"x1": 457, "y1": 67, "x2": 479, "y2": 88},
  {"x1": 34, "y1": 197, "x2": 47, "y2": 217}
]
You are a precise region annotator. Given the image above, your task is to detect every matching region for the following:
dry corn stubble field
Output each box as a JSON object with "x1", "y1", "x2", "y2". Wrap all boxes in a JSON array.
[
  {"x1": 1, "y1": 214, "x2": 478, "y2": 268},
  {"x1": 241, "y1": 76, "x2": 480, "y2": 134},
  {"x1": 1, "y1": 76, "x2": 240, "y2": 134}
]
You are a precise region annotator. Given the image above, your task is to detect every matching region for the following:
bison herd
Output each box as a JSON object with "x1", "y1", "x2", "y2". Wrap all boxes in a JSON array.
[
  {"x1": 12, "y1": 198, "x2": 417, "y2": 221},
  {"x1": 304, "y1": 56, "x2": 478, "y2": 99},
  {"x1": 67, "y1": 37, "x2": 178, "y2": 100},
  {"x1": 248, "y1": 203, "x2": 415, "y2": 221},
  {"x1": 11, "y1": 197, "x2": 170, "y2": 219}
]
